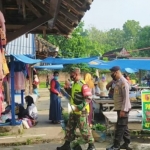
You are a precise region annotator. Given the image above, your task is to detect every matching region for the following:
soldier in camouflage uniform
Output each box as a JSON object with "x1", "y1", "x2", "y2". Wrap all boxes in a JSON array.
[
  {"x1": 57, "y1": 68, "x2": 95, "y2": 150},
  {"x1": 106, "y1": 66, "x2": 132, "y2": 150}
]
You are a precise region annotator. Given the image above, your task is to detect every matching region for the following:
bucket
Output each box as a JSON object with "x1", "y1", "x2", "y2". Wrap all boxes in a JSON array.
[{"x1": 92, "y1": 130, "x2": 106, "y2": 142}]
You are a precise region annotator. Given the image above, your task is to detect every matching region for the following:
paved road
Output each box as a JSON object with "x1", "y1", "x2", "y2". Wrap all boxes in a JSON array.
[{"x1": 1, "y1": 142, "x2": 150, "y2": 150}]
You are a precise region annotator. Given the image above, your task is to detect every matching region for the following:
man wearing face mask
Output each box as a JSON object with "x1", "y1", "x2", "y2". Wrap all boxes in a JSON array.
[
  {"x1": 49, "y1": 71, "x2": 62, "y2": 124},
  {"x1": 106, "y1": 66, "x2": 132, "y2": 150},
  {"x1": 57, "y1": 68, "x2": 96, "y2": 150}
]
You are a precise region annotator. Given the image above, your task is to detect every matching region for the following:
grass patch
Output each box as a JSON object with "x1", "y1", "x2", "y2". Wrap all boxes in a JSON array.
[
  {"x1": 39, "y1": 82, "x2": 46, "y2": 88},
  {"x1": 60, "y1": 81, "x2": 65, "y2": 87},
  {"x1": 39, "y1": 81, "x2": 65, "y2": 89},
  {"x1": 0, "y1": 132, "x2": 10, "y2": 136}
]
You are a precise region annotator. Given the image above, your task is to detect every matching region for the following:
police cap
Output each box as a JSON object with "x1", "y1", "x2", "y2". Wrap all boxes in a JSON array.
[{"x1": 110, "y1": 66, "x2": 120, "y2": 72}]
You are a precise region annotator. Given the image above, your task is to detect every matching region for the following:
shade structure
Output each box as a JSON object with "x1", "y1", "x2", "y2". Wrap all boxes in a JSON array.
[
  {"x1": 12, "y1": 55, "x2": 41, "y2": 64},
  {"x1": 107, "y1": 59, "x2": 150, "y2": 70},
  {"x1": 122, "y1": 68, "x2": 138, "y2": 73},
  {"x1": 41, "y1": 56, "x2": 98, "y2": 64},
  {"x1": 89, "y1": 59, "x2": 150, "y2": 71},
  {"x1": 34, "y1": 65, "x2": 63, "y2": 70},
  {"x1": 10, "y1": 55, "x2": 41, "y2": 125}
]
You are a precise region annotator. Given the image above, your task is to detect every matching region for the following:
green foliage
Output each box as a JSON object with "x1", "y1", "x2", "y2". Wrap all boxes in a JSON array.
[
  {"x1": 40, "y1": 22, "x2": 101, "y2": 73},
  {"x1": 123, "y1": 20, "x2": 141, "y2": 40},
  {"x1": 39, "y1": 20, "x2": 150, "y2": 74},
  {"x1": 62, "y1": 111, "x2": 69, "y2": 122},
  {"x1": 92, "y1": 123, "x2": 106, "y2": 132}
]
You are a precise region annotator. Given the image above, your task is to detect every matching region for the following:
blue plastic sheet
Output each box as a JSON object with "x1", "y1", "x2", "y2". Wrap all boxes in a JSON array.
[
  {"x1": 41, "y1": 56, "x2": 98, "y2": 64},
  {"x1": 12, "y1": 55, "x2": 41, "y2": 64},
  {"x1": 34, "y1": 65, "x2": 63, "y2": 70}
]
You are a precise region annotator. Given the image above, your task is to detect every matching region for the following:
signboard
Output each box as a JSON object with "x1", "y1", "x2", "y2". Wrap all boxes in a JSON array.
[{"x1": 142, "y1": 90, "x2": 150, "y2": 130}]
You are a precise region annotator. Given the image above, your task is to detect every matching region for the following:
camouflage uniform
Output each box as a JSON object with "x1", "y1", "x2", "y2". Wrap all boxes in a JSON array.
[
  {"x1": 65, "y1": 80, "x2": 94, "y2": 148},
  {"x1": 65, "y1": 113, "x2": 94, "y2": 148}
]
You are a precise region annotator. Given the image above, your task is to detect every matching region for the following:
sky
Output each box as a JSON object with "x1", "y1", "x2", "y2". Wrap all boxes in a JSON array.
[{"x1": 82, "y1": 0, "x2": 150, "y2": 31}]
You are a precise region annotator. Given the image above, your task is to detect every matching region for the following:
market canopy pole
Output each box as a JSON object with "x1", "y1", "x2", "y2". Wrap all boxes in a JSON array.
[{"x1": 10, "y1": 56, "x2": 16, "y2": 125}]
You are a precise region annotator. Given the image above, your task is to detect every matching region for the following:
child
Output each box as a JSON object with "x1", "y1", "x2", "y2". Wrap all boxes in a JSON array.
[
  {"x1": 32, "y1": 75, "x2": 40, "y2": 98},
  {"x1": 25, "y1": 95, "x2": 38, "y2": 125}
]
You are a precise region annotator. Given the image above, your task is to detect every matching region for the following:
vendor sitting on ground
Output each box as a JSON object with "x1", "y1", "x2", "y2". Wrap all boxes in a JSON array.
[{"x1": 25, "y1": 95, "x2": 38, "y2": 125}]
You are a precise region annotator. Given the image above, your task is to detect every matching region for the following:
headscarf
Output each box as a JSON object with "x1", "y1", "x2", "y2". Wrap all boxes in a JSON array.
[
  {"x1": 101, "y1": 74, "x2": 106, "y2": 82},
  {"x1": 34, "y1": 75, "x2": 39, "y2": 83},
  {"x1": 84, "y1": 73, "x2": 94, "y2": 89}
]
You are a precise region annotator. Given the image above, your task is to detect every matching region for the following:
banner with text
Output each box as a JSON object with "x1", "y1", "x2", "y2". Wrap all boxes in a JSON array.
[{"x1": 142, "y1": 90, "x2": 150, "y2": 130}]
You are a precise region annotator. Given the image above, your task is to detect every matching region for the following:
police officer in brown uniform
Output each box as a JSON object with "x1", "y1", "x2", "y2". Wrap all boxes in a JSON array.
[{"x1": 106, "y1": 66, "x2": 132, "y2": 150}]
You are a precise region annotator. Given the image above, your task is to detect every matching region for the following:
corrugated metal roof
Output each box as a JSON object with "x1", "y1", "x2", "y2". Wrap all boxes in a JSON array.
[{"x1": 6, "y1": 34, "x2": 36, "y2": 56}]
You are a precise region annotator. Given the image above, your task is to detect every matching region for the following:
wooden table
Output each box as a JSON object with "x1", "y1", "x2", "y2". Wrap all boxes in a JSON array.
[
  {"x1": 93, "y1": 99, "x2": 114, "y2": 111},
  {"x1": 103, "y1": 110, "x2": 142, "y2": 139},
  {"x1": 103, "y1": 110, "x2": 142, "y2": 124},
  {"x1": 136, "y1": 87, "x2": 150, "y2": 91}
]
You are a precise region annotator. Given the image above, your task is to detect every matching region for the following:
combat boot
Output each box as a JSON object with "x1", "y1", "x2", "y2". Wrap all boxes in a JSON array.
[
  {"x1": 73, "y1": 144, "x2": 82, "y2": 150},
  {"x1": 120, "y1": 143, "x2": 132, "y2": 150},
  {"x1": 56, "y1": 141, "x2": 71, "y2": 150},
  {"x1": 106, "y1": 145, "x2": 120, "y2": 150},
  {"x1": 87, "y1": 143, "x2": 96, "y2": 150}
]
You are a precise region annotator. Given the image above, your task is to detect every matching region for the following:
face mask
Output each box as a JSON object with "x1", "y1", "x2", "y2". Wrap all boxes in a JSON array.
[
  {"x1": 70, "y1": 75, "x2": 76, "y2": 81},
  {"x1": 54, "y1": 76, "x2": 58, "y2": 80},
  {"x1": 111, "y1": 73, "x2": 116, "y2": 81}
]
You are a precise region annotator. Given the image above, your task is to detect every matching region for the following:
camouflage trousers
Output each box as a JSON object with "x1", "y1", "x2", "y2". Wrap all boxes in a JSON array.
[{"x1": 65, "y1": 113, "x2": 94, "y2": 148}]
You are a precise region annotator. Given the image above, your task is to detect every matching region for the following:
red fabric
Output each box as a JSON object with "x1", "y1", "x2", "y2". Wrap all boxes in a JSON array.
[
  {"x1": 50, "y1": 79, "x2": 59, "y2": 94},
  {"x1": 33, "y1": 81, "x2": 39, "y2": 86},
  {"x1": 0, "y1": 88, "x2": 3, "y2": 117}
]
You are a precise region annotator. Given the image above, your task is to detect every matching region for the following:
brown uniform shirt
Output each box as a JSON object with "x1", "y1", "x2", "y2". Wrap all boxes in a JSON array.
[{"x1": 113, "y1": 76, "x2": 131, "y2": 112}]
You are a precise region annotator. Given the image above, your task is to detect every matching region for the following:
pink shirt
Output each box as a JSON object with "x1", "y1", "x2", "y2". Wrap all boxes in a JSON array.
[{"x1": 0, "y1": 11, "x2": 5, "y2": 33}]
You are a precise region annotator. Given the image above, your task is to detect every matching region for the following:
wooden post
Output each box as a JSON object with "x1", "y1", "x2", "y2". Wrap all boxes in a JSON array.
[
  {"x1": 29, "y1": 65, "x2": 33, "y2": 94},
  {"x1": 139, "y1": 70, "x2": 142, "y2": 85}
]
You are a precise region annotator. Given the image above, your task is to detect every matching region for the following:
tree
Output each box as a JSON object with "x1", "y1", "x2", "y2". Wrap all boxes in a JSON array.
[
  {"x1": 123, "y1": 20, "x2": 141, "y2": 40},
  {"x1": 43, "y1": 22, "x2": 102, "y2": 72},
  {"x1": 134, "y1": 26, "x2": 150, "y2": 57}
]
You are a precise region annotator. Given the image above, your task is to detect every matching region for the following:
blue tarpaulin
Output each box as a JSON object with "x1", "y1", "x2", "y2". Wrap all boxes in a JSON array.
[
  {"x1": 41, "y1": 56, "x2": 98, "y2": 64},
  {"x1": 107, "y1": 59, "x2": 150, "y2": 70},
  {"x1": 34, "y1": 65, "x2": 63, "y2": 70},
  {"x1": 89, "y1": 59, "x2": 141, "y2": 72},
  {"x1": 12, "y1": 55, "x2": 41, "y2": 64}
]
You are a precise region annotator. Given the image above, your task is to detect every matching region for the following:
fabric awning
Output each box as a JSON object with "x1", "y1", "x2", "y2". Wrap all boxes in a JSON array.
[
  {"x1": 34, "y1": 65, "x2": 63, "y2": 70},
  {"x1": 41, "y1": 56, "x2": 98, "y2": 64},
  {"x1": 12, "y1": 55, "x2": 41, "y2": 64}
]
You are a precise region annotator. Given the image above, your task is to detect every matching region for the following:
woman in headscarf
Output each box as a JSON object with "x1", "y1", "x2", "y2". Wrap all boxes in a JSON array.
[
  {"x1": 49, "y1": 71, "x2": 62, "y2": 124},
  {"x1": 84, "y1": 73, "x2": 94, "y2": 126},
  {"x1": 98, "y1": 74, "x2": 108, "y2": 97}
]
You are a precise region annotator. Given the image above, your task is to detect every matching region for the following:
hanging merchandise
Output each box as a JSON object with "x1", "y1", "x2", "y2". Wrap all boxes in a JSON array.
[
  {"x1": 0, "y1": 11, "x2": 7, "y2": 118},
  {"x1": 0, "y1": 11, "x2": 6, "y2": 33},
  {"x1": 2, "y1": 48, "x2": 9, "y2": 76},
  {"x1": 0, "y1": 11, "x2": 7, "y2": 80},
  {"x1": 0, "y1": 83, "x2": 4, "y2": 117},
  {"x1": 0, "y1": 26, "x2": 6, "y2": 46},
  {"x1": 8, "y1": 61, "x2": 26, "y2": 91}
]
